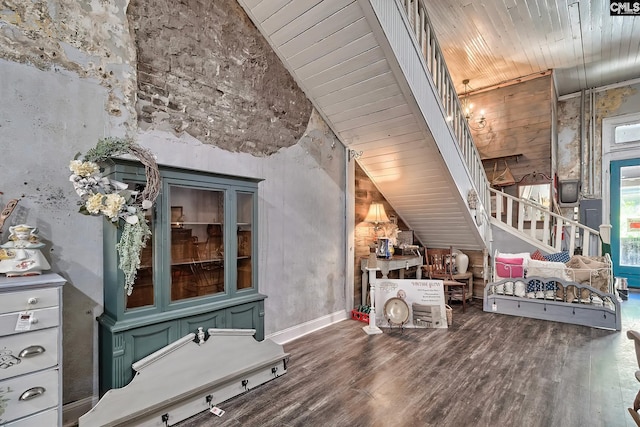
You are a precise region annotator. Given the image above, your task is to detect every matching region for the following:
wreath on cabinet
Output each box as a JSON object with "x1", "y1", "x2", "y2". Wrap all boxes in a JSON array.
[{"x1": 69, "y1": 137, "x2": 159, "y2": 295}]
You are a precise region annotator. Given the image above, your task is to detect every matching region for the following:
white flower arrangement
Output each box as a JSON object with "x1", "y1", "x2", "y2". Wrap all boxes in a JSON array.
[
  {"x1": 379, "y1": 222, "x2": 400, "y2": 246},
  {"x1": 69, "y1": 137, "x2": 159, "y2": 295}
]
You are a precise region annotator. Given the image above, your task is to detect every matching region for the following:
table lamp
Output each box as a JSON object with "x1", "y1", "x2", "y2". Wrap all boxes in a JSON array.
[{"x1": 364, "y1": 202, "x2": 389, "y2": 231}]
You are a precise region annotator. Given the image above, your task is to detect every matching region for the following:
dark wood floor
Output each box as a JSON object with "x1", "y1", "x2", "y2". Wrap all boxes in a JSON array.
[{"x1": 177, "y1": 293, "x2": 640, "y2": 427}]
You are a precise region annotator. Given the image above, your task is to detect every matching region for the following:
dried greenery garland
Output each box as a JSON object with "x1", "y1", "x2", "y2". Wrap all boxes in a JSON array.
[{"x1": 69, "y1": 137, "x2": 159, "y2": 295}]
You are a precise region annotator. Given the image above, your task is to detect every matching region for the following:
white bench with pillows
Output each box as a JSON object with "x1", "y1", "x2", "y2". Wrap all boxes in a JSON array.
[{"x1": 483, "y1": 249, "x2": 620, "y2": 331}]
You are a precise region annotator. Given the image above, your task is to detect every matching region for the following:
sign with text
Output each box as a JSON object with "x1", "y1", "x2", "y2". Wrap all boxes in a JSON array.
[
  {"x1": 610, "y1": 1, "x2": 640, "y2": 15},
  {"x1": 375, "y1": 279, "x2": 447, "y2": 329}
]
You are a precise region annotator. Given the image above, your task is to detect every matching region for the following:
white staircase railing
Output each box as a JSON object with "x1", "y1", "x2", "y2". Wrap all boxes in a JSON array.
[
  {"x1": 397, "y1": 0, "x2": 490, "y2": 222},
  {"x1": 396, "y1": 1, "x2": 600, "y2": 256},
  {"x1": 490, "y1": 188, "x2": 602, "y2": 256}
]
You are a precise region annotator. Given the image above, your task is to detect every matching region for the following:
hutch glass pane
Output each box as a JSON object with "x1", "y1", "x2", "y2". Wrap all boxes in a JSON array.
[
  {"x1": 237, "y1": 192, "x2": 253, "y2": 290},
  {"x1": 169, "y1": 185, "x2": 225, "y2": 301},
  {"x1": 126, "y1": 182, "x2": 154, "y2": 310}
]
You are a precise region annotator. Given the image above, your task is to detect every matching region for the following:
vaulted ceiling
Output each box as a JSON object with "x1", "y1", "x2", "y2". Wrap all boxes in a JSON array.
[
  {"x1": 424, "y1": 0, "x2": 640, "y2": 96},
  {"x1": 236, "y1": 0, "x2": 639, "y2": 250}
]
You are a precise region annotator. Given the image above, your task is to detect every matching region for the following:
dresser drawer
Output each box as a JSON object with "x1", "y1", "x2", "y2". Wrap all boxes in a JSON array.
[
  {"x1": 0, "y1": 307, "x2": 60, "y2": 337},
  {"x1": 0, "y1": 369, "x2": 59, "y2": 424},
  {"x1": 3, "y1": 407, "x2": 59, "y2": 426},
  {"x1": 0, "y1": 328, "x2": 59, "y2": 381},
  {"x1": 0, "y1": 287, "x2": 59, "y2": 314}
]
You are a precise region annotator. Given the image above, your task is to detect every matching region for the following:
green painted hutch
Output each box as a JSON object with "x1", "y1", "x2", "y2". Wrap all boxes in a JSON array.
[{"x1": 98, "y1": 160, "x2": 265, "y2": 394}]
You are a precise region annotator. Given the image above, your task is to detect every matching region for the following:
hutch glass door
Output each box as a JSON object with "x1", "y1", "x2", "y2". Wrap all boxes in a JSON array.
[
  {"x1": 169, "y1": 185, "x2": 225, "y2": 301},
  {"x1": 124, "y1": 181, "x2": 155, "y2": 310},
  {"x1": 237, "y1": 192, "x2": 253, "y2": 290}
]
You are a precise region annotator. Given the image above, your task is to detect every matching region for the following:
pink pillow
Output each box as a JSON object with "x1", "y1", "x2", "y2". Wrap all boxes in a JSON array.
[{"x1": 496, "y1": 257, "x2": 524, "y2": 278}]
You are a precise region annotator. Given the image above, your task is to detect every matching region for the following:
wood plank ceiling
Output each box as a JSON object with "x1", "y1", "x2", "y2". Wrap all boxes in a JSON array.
[
  {"x1": 237, "y1": 0, "x2": 486, "y2": 250},
  {"x1": 424, "y1": 0, "x2": 640, "y2": 96},
  {"x1": 236, "y1": 0, "x2": 640, "y2": 250}
]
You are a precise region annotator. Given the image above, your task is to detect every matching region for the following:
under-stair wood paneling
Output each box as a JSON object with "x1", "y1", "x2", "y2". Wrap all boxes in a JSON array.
[
  {"x1": 467, "y1": 249, "x2": 488, "y2": 298},
  {"x1": 422, "y1": 247, "x2": 488, "y2": 299},
  {"x1": 469, "y1": 74, "x2": 554, "y2": 184},
  {"x1": 237, "y1": 0, "x2": 488, "y2": 252},
  {"x1": 354, "y1": 163, "x2": 415, "y2": 306}
]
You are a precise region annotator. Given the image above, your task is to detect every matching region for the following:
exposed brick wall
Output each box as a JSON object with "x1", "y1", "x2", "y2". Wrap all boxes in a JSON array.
[{"x1": 129, "y1": 0, "x2": 313, "y2": 156}]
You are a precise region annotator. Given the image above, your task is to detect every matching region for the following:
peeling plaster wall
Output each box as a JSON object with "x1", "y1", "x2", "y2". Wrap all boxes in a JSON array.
[
  {"x1": 0, "y1": 0, "x2": 346, "y2": 407},
  {"x1": 557, "y1": 97, "x2": 582, "y2": 182},
  {"x1": 0, "y1": 0, "x2": 137, "y2": 131},
  {"x1": 1, "y1": 57, "x2": 108, "y2": 405},
  {"x1": 557, "y1": 83, "x2": 640, "y2": 201},
  {"x1": 138, "y1": 119, "x2": 346, "y2": 335}
]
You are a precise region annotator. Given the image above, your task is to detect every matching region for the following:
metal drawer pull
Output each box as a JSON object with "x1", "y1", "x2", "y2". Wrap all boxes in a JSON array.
[
  {"x1": 19, "y1": 345, "x2": 46, "y2": 358},
  {"x1": 27, "y1": 297, "x2": 38, "y2": 305},
  {"x1": 19, "y1": 387, "x2": 45, "y2": 401}
]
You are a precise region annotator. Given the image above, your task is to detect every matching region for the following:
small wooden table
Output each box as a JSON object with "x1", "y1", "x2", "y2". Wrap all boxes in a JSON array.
[{"x1": 360, "y1": 255, "x2": 423, "y2": 306}]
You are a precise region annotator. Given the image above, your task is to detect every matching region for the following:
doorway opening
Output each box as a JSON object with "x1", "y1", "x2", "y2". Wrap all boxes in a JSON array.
[{"x1": 603, "y1": 113, "x2": 640, "y2": 288}]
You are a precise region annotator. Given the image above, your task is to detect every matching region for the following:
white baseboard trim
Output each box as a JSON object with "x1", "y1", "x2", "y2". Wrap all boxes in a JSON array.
[
  {"x1": 63, "y1": 396, "x2": 95, "y2": 426},
  {"x1": 266, "y1": 310, "x2": 349, "y2": 345}
]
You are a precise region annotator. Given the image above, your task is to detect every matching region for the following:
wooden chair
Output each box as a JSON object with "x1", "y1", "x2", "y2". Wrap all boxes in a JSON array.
[
  {"x1": 628, "y1": 330, "x2": 640, "y2": 426},
  {"x1": 423, "y1": 247, "x2": 469, "y2": 313}
]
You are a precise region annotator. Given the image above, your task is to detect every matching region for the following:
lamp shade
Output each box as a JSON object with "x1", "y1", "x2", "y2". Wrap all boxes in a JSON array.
[{"x1": 364, "y1": 203, "x2": 390, "y2": 225}]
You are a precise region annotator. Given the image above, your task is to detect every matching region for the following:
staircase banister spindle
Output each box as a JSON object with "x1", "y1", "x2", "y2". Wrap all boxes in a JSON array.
[
  {"x1": 555, "y1": 219, "x2": 564, "y2": 251},
  {"x1": 543, "y1": 214, "x2": 550, "y2": 245},
  {"x1": 568, "y1": 223, "x2": 577, "y2": 254},
  {"x1": 517, "y1": 200, "x2": 525, "y2": 232},
  {"x1": 506, "y1": 197, "x2": 514, "y2": 227},
  {"x1": 583, "y1": 228, "x2": 591, "y2": 255}
]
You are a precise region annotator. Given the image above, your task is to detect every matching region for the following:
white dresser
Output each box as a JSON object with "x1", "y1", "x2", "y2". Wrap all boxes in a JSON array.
[{"x1": 0, "y1": 273, "x2": 65, "y2": 426}]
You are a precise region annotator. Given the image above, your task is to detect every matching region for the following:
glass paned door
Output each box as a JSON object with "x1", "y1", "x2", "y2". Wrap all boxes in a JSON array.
[
  {"x1": 237, "y1": 192, "x2": 253, "y2": 290},
  {"x1": 125, "y1": 181, "x2": 155, "y2": 310},
  {"x1": 169, "y1": 185, "x2": 225, "y2": 300},
  {"x1": 611, "y1": 159, "x2": 640, "y2": 288}
]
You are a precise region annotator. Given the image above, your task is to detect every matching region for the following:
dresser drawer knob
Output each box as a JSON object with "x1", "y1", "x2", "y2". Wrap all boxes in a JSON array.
[
  {"x1": 27, "y1": 297, "x2": 38, "y2": 305},
  {"x1": 19, "y1": 345, "x2": 46, "y2": 358},
  {"x1": 19, "y1": 387, "x2": 45, "y2": 401}
]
